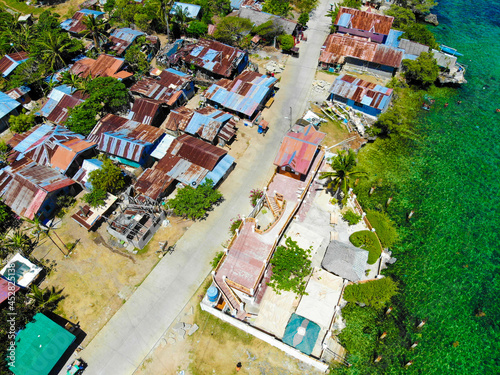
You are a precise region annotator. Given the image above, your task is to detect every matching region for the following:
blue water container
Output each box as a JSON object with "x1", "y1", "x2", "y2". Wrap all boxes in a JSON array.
[{"x1": 207, "y1": 286, "x2": 219, "y2": 302}]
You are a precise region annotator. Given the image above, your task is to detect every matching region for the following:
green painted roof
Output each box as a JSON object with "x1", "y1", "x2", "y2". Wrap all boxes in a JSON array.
[
  {"x1": 10, "y1": 313, "x2": 75, "y2": 375},
  {"x1": 282, "y1": 313, "x2": 320, "y2": 355}
]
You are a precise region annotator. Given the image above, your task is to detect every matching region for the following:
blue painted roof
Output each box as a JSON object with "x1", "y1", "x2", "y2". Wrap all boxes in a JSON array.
[
  {"x1": 150, "y1": 133, "x2": 176, "y2": 159},
  {"x1": 384, "y1": 29, "x2": 404, "y2": 48},
  {"x1": 337, "y1": 13, "x2": 351, "y2": 27},
  {"x1": 230, "y1": 0, "x2": 244, "y2": 9},
  {"x1": 170, "y1": 2, "x2": 202, "y2": 18},
  {"x1": 37, "y1": 99, "x2": 58, "y2": 118},
  {"x1": 79, "y1": 9, "x2": 105, "y2": 16},
  {"x1": 184, "y1": 110, "x2": 233, "y2": 136},
  {"x1": 0, "y1": 92, "x2": 21, "y2": 118},
  {"x1": 111, "y1": 27, "x2": 145, "y2": 42},
  {"x1": 403, "y1": 53, "x2": 418, "y2": 60},
  {"x1": 202, "y1": 154, "x2": 235, "y2": 186},
  {"x1": 14, "y1": 123, "x2": 54, "y2": 152},
  {"x1": 165, "y1": 68, "x2": 187, "y2": 77},
  {"x1": 1, "y1": 55, "x2": 29, "y2": 77}
]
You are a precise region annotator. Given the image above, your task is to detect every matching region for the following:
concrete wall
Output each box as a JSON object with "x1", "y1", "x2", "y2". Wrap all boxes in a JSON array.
[{"x1": 200, "y1": 302, "x2": 330, "y2": 373}]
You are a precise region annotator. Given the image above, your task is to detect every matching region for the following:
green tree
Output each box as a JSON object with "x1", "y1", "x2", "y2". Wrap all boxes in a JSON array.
[
  {"x1": 65, "y1": 100, "x2": 101, "y2": 136},
  {"x1": 319, "y1": 149, "x2": 367, "y2": 205},
  {"x1": 0, "y1": 141, "x2": 9, "y2": 167},
  {"x1": 349, "y1": 230, "x2": 382, "y2": 264},
  {"x1": 262, "y1": 0, "x2": 292, "y2": 17},
  {"x1": 172, "y1": 4, "x2": 190, "y2": 36},
  {"x1": 402, "y1": 23, "x2": 437, "y2": 48},
  {"x1": 5, "y1": 230, "x2": 32, "y2": 255},
  {"x1": 124, "y1": 42, "x2": 150, "y2": 75},
  {"x1": 8, "y1": 59, "x2": 48, "y2": 94},
  {"x1": 402, "y1": 51, "x2": 439, "y2": 88},
  {"x1": 33, "y1": 30, "x2": 82, "y2": 71},
  {"x1": 83, "y1": 188, "x2": 107, "y2": 208},
  {"x1": 268, "y1": 237, "x2": 312, "y2": 295},
  {"x1": 167, "y1": 179, "x2": 223, "y2": 220},
  {"x1": 187, "y1": 20, "x2": 208, "y2": 37},
  {"x1": 396, "y1": 0, "x2": 437, "y2": 15},
  {"x1": 82, "y1": 15, "x2": 108, "y2": 52},
  {"x1": 343, "y1": 277, "x2": 399, "y2": 308},
  {"x1": 87, "y1": 158, "x2": 125, "y2": 194},
  {"x1": 213, "y1": 16, "x2": 253, "y2": 46},
  {"x1": 252, "y1": 20, "x2": 283, "y2": 42},
  {"x1": 9, "y1": 113, "x2": 35, "y2": 134},
  {"x1": 385, "y1": 4, "x2": 416, "y2": 29},
  {"x1": 28, "y1": 285, "x2": 64, "y2": 312},
  {"x1": 86, "y1": 76, "x2": 129, "y2": 112},
  {"x1": 298, "y1": 12, "x2": 309, "y2": 26},
  {"x1": 278, "y1": 34, "x2": 294, "y2": 51}
]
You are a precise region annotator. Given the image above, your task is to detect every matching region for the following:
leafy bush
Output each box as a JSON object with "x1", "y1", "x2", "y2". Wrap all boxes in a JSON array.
[
  {"x1": 210, "y1": 251, "x2": 225, "y2": 269},
  {"x1": 343, "y1": 277, "x2": 398, "y2": 308},
  {"x1": 298, "y1": 12, "x2": 309, "y2": 26},
  {"x1": 268, "y1": 237, "x2": 312, "y2": 295},
  {"x1": 342, "y1": 209, "x2": 362, "y2": 225},
  {"x1": 402, "y1": 52, "x2": 439, "y2": 88},
  {"x1": 88, "y1": 158, "x2": 125, "y2": 194},
  {"x1": 187, "y1": 20, "x2": 208, "y2": 37},
  {"x1": 9, "y1": 112, "x2": 35, "y2": 134},
  {"x1": 83, "y1": 189, "x2": 107, "y2": 208},
  {"x1": 249, "y1": 189, "x2": 264, "y2": 207},
  {"x1": 349, "y1": 230, "x2": 382, "y2": 264},
  {"x1": 366, "y1": 210, "x2": 398, "y2": 248},
  {"x1": 167, "y1": 179, "x2": 223, "y2": 220},
  {"x1": 229, "y1": 215, "x2": 242, "y2": 235},
  {"x1": 278, "y1": 34, "x2": 294, "y2": 51}
]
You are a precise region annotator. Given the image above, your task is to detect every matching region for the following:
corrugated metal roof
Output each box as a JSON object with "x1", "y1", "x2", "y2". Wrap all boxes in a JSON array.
[
  {"x1": 69, "y1": 54, "x2": 131, "y2": 79},
  {"x1": 130, "y1": 69, "x2": 192, "y2": 103},
  {"x1": 398, "y1": 39, "x2": 429, "y2": 56},
  {"x1": 170, "y1": 134, "x2": 226, "y2": 170},
  {"x1": 320, "y1": 33, "x2": 403, "y2": 68},
  {"x1": 170, "y1": 2, "x2": 202, "y2": 18},
  {"x1": 238, "y1": 8, "x2": 297, "y2": 35},
  {"x1": 0, "y1": 52, "x2": 29, "y2": 77},
  {"x1": 150, "y1": 133, "x2": 177, "y2": 159},
  {"x1": 174, "y1": 39, "x2": 247, "y2": 78},
  {"x1": 329, "y1": 74, "x2": 392, "y2": 110},
  {"x1": 202, "y1": 153, "x2": 234, "y2": 185},
  {"x1": 204, "y1": 71, "x2": 276, "y2": 117},
  {"x1": 273, "y1": 125, "x2": 325, "y2": 175},
  {"x1": 335, "y1": 7, "x2": 393, "y2": 35},
  {"x1": 431, "y1": 49, "x2": 457, "y2": 69},
  {"x1": 60, "y1": 9, "x2": 104, "y2": 34},
  {"x1": 384, "y1": 29, "x2": 405, "y2": 48},
  {"x1": 109, "y1": 28, "x2": 146, "y2": 55},
  {"x1": 0, "y1": 91, "x2": 21, "y2": 118},
  {"x1": 130, "y1": 98, "x2": 163, "y2": 125},
  {"x1": 6, "y1": 85, "x2": 31, "y2": 100}
]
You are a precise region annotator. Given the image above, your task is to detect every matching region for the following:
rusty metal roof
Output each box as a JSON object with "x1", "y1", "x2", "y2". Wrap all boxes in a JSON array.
[
  {"x1": 14, "y1": 124, "x2": 96, "y2": 174},
  {"x1": 109, "y1": 28, "x2": 146, "y2": 56},
  {"x1": 130, "y1": 98, "x2": 163, "y2": 125},
  {"x1": 130, "y1": 69, "x2": 193, "y2": 103},
  {"x1": 60, "y1": 9, "x2": 105, "y2": 34},
  {"x1": 0, "y1": 52, "x2": 29, "y2": 77},
  {"x1": 335, "y1": 7, "x2": 393, "y2": 35},
  {"x1": 329, "y1": 74, "x2": 393, "y2": 110},
  {"x1": 170, "y1": 134, "x2": 227, "y2": 170},
  {"x1": 274, "y1": 124, "x2": 326, "y2": 175},
  {"x1": 69, "y1": 55, "x2": 132, "y2": 79},
  {"x1": 89, "y1": 114, "x2": 164, "y2": 162},
  {"x1": 204, "y1": 71, "x2": 277, "y2": 117},
  {"x1": 174, "y1": 39, "x2": 247, "y2": 78},
  {"x1": 320, "y1": 34, "x2": 403, "y2": 68},
  {"x1": 0, "y1": 158, "x2": 76, "y2": 219},
  {"x1": 46, "y1": 94, "x2": 83, "y2": 125}
]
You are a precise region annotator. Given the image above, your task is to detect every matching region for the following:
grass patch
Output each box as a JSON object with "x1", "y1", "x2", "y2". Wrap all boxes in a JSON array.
[
  {"x1": 349, "y1": 230, "x2": 382, "y2": 264},
  {"x1": 366, "y1": 210, "x2": 398, "y2": 248},
  {"x1": 0, "y1": 0, "x2": 44, "y2": 14}
]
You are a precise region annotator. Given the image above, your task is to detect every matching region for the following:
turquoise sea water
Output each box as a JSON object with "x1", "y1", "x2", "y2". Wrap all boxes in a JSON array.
[{"x1": 392, "y1": 0, "x2": 500, "y2": 372}]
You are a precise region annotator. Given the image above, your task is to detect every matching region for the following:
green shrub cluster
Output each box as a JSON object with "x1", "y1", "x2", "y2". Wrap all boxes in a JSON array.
[
  {"x1": 366, "y1": 210, "x2": 398, "y2": 248},
  {"x1": 349, "y1": 230, "x2": 382, "y2": 264},
  {"x1": 342, "y1": 209, "x2": 362, "y2": 225},
  {"x1": 343, "y1": 277, "x2": 398, "y2": 309}
]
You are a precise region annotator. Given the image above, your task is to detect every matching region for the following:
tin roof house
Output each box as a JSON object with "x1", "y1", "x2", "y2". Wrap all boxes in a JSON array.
[
  {"x1": 11, "y1": 123, "x2": 97, "y2": 177},
  {"x1": 0, "y1": 158, "x2": 78, "y2": 220},
  {"x1": 0, "y1": 51, "x2": 29, "y2": 77},
  {"x1": 161, "y1": 105, "x2": 237, "y2": 145},
  {"x1": 328, "y1": 74, "x2": 393, "y2": 117},
  {"x1": 171, "y1": 39, "x2": 248, "y2": 79},
  {"x1": 6, "y1": 86, "x2": 31, "y2": 107},
  {"x1": 108, "y1": 27, "x2": 146, "y2": 55},
  {"x1": 68, "y1": 54, "x2": 133, "y2": 80},
  {"x1": 322, "y1": 240, "x2": 369, "y2": 282},
  {"x1": 334, "y1": 7, "x2": 394, "y2": 44},
  {"x1": 135, "y1": 134, "x2": 234, "y2": 200},
  {"x1": 128, "y1": 97, "x2": 168, "y2": 127},
  {"x1": 0, "y1": 91, "x2": 22, "y2": 131},
  {"x1": 319, "y1": 33, "x2": 403, "y2": 77},
  {"x1": 203, "y1": 70, "x2": 277, "y2": 119},
  {"x1": 130, "y1": 68, "x2": 195, "y2": 108},
  {"x1": 37, "y1": 85, "x2": 88, "y2": 125},
  {"x1": 88, "y1": 114, "x2": 165, "y2": 167},
  {"x1": 60, "y1": 9, "x2": 105, "y2": 35},
  {"x1": 237, "y1": 7, "x2": 298, "y2": 36},
  {"x1": 273, "y1": 124, "x2": 326, "y2": 180}
]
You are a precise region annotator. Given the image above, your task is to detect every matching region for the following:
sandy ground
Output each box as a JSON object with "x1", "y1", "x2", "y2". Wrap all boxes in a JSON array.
[{"x1": 135, "y1": 279, "x2": 324, "y2": 375}]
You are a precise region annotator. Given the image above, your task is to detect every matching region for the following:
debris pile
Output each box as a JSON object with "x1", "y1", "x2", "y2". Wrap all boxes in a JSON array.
[
  {"x1": 312, "y1": 80, "x2": 330, "y2": 92},
  {"x1": 265, "y1": 61, "x2": 285, "y2": 74}
]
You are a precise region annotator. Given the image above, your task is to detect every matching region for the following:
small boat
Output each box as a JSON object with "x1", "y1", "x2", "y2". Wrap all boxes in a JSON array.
[{"x1": 440, "y1": 45, "x2": 464, "y2": 57}]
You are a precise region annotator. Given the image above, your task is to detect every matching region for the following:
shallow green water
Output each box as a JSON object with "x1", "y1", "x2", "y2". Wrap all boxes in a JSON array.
[{"x1": 390, "y1": 0, "x2": 500, "y2": 372}]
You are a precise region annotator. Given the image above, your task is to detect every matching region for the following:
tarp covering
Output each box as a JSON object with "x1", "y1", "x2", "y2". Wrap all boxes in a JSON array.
[
  {"x1": 282, "y1": 313, "x2": 320, "y2": 355},
  {"x1": 10, "y1": 313, "x2": 75, "y2": 375}
]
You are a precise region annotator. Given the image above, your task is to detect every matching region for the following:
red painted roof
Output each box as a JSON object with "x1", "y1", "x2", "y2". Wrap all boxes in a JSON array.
[
  {"x1": 273, "y1": 125, "x2": 325, "y2": 175},
  {"x1": 69, "y1": 55, "x2": 132, "y2": 79}
]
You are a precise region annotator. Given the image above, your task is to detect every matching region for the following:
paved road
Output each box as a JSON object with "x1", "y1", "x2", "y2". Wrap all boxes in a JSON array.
[{"x1": 74, "y1": 2, "x2": 332, "y2": 374}]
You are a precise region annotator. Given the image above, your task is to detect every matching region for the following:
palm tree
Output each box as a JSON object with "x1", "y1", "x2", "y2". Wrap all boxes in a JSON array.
[
  {"x1": 172, "y1": 5, "x2": 190, "y2": 36},
  {"x1": 29, "y1": 284, "x2": 64, "y2": 312},
  {"x1": 5, "y1": 230, "x2": 32, "y2": 255},
  {"x1": 8, "y1": 24, "x2": 33, "y2": 51},
  {"x1": 319, "y1": 149, "x2": 367, "y2": 205},
  {"x1": 60, "y1": 70, "x2": 92, "y2": 92},
  {"x1": 82, "y1": 15, "x2": 108, "y2": 52},
  {"x1": 35, "y1": 31, "x2": 75, "y2": 71}
]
